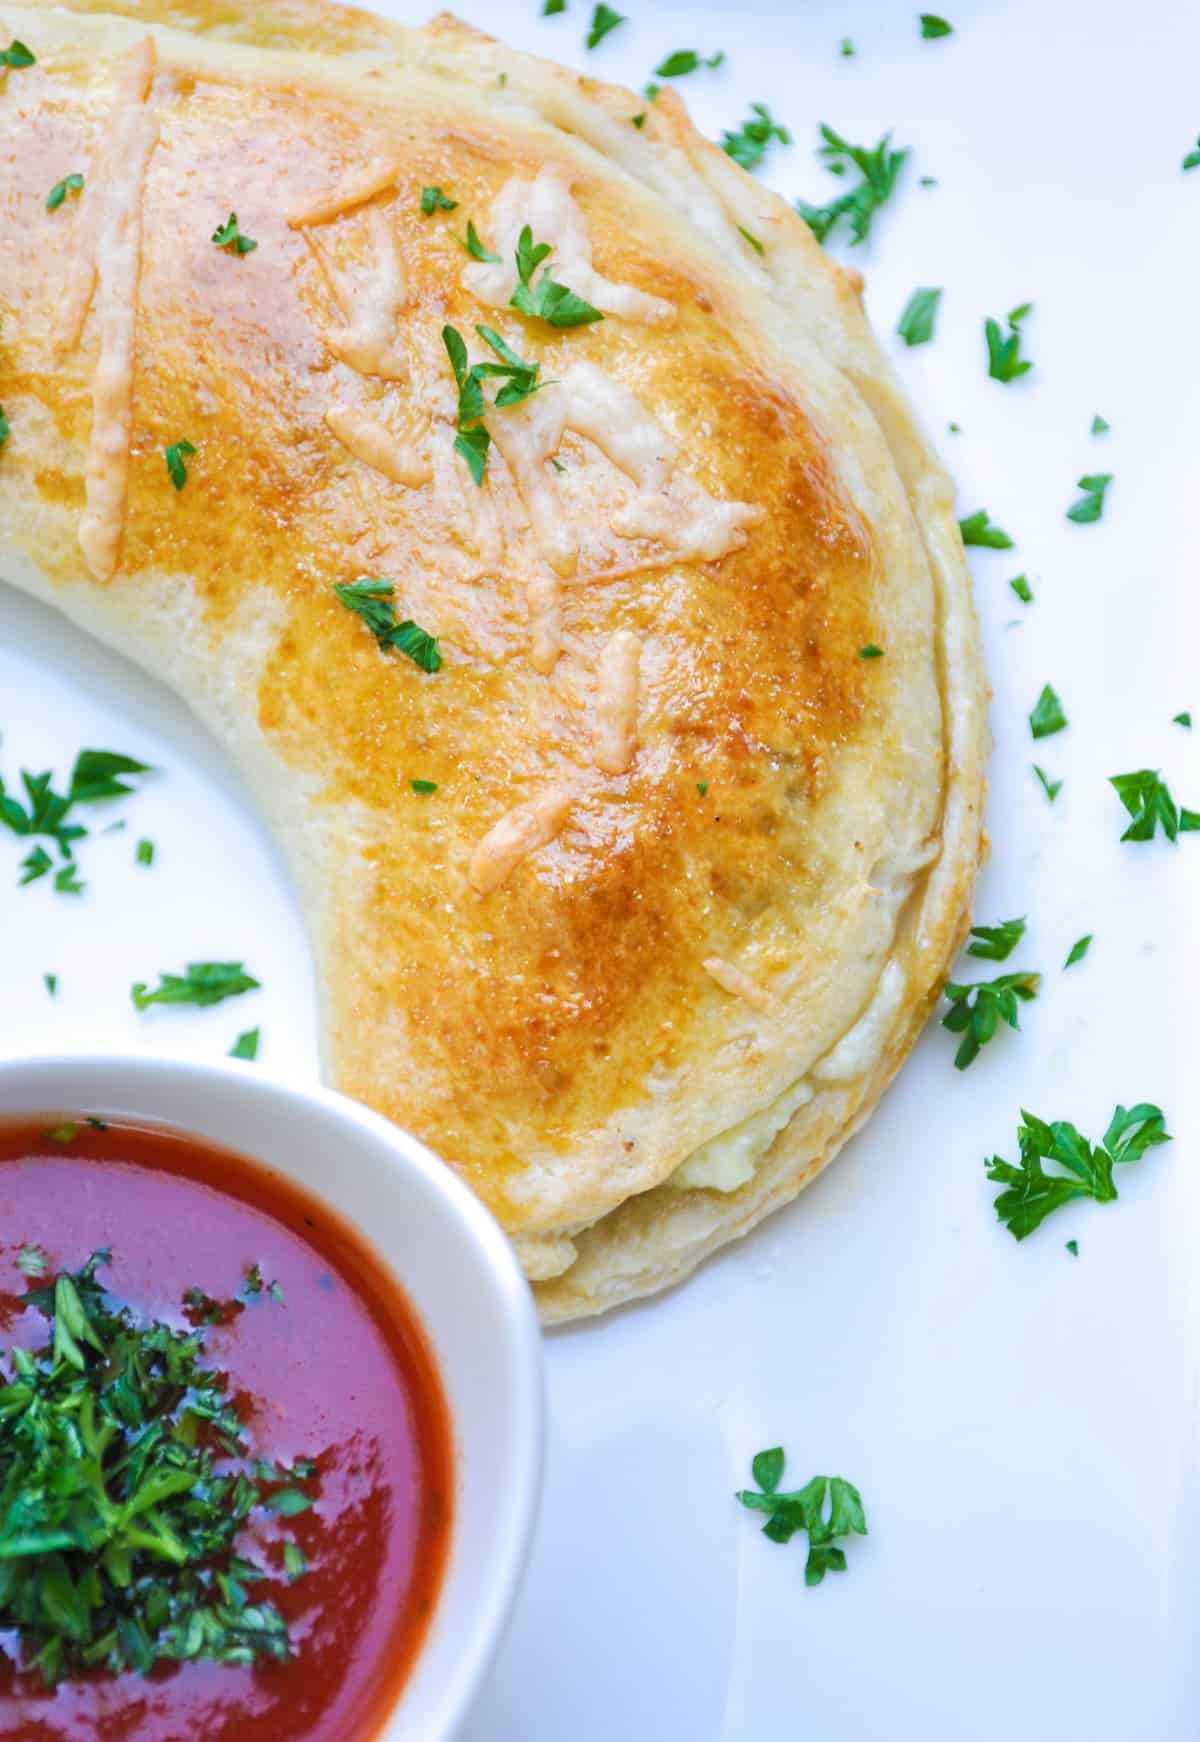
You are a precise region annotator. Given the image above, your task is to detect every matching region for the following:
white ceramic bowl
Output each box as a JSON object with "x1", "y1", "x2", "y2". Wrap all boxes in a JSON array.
[{"x1": 0, "y1": 1051, "x2": 544, "y2": 1741}]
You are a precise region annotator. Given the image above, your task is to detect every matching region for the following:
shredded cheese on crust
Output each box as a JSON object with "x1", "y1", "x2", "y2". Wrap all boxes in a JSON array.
[
  {"x1": 76, "y1": 50, "x2": 159, "y2": 583},
  {"x1": 324, "y1": 404, "x2": 431, "y2": 486},
  {"x1": 53, "y1": 38, "x2": 156, "y2": 355},
  {"x1": 462, "y1": 168, "x2": 675, "y2": 325},
  {"x1": 702, "y1": 956, "x2": 777, "y2": 1016},
  {"x1": 469, "y1": 786, "x2": 573, "y2": 894},
  {"x1": 314, "y1": 205, "x2": 408, "y2": 380},
  {"x1": 592, "y1": 630, "x2": 642, "y2": 775},
  {"x1": 287, "y1": 157, "x2": 402, "y2": 228}
]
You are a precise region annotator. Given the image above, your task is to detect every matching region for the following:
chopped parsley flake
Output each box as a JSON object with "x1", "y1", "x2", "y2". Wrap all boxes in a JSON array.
[
  {"x1": 1009, "y1": 574, "x2": 1033, "y2": 604},
  {"x1": 55, "y1": 864, "x2": 85, "y2": 896},
  {"x1": 722, "y1": 104, "x2": 791, "y2": 172},
  {"x1": 942, "y1": 970, "x2": 1040, "y2": 1069},
  {"x1": 1066, "y1": 473, "x2": 1112, "y2": 523},
  {"x1": 135, "y1": 837, "x2": 154, "y2": 866},
  {"x1": 1033, "y1": 765, "x2": 1062, "y2": 802},
  {"x1": 211, "y1": 212, "x2": 257, "y2": 255},
  {"x1": 1091, "y1": 414, "x2": 1109, "y2": 435},
  {"x1": 736, "y1": 1448, "x2": 867, "y2": 1587},
  {"x1": 0, "y1": 407, "x2": 9, "y2": 449},
  {"x1": 1173, "y1": 711, "x2": 1192, "y2": 728},
  {"x1": 631, "y1": 112, "x2": 647, "y2": 128},
  {"x1": 131, "y1": 962, "x2": 260, "y2": 1011},
  {"x1": 919, "y1": 13, "x2": 954, "y2": 37},
  {"x1": 654, "y1": 49, "x2": 725, "y2": 78},
  {"x1": 333, "y1": 578, "x2": 443, "y2": 670},
  {"x1": 46, "y1": 173, "x2": 83, "y2": 212},
  {"x1": 543, "y1": 0, "x2": 566, "y2": 10},
  {"x1": 43, "y1": 973, "x2": 57, "y2": 997},
  {"x1": 1109, "y1": 769, "x2": 1200, "y2": 843},
  {"x1": 462, "y1": 218, "x2": 500, "y2": 263},
  {"x1": 1064, "y1": 934, "x2": 1092, "y2": 968},
  {"x1": 0, "y1": 39, "x2": 35, "y2": 68},
  {"x1": 859, "y1": 644, "x2": 884, "y2": 659},
  {"x1": 796, "y1": 125, "x2": 909, "y2": 247},
  {"x1": 585, "y1": 3, "x2": 624, "y2": 48},
  {"x1": 421, "y1": 185, "x2": 458, "y2": 215},
  {"x1": 697, "y1": 782, "x2": 708, "y2": 797},
  {"x1": 1029, "y1": 684, "x2": 1068, "y2": 740},
  {"x1": 984, "y1": 303, "x2": 1033, "y2": 382},
  {"x1": 896, "y1": 286, "x2": 941, "y2": 346},
  {"x1": 229, "y1": 1027, "x2": 260, "y2": 1060},
  {"x1": 1066, "y1": 1238, "x2": 1079, "y2": 1255},
  {"x1": 967, "y1": 916, "x2": 1025, "y2": 962},
  {"x1": 987, "y1": 1104, "x2": 1170, "y2": 1240},
  {"x1": 164, "y1": 438, "x2": 196, "y2": 491},
  {"x1": 958, "y1": 509, "x2": 1013, "y2": 549},
  {"x1": 410, "y1": 779, "x2": 438, "y2": 795},
  {"x1": 1182, "y1": 134, "x2": 1200, "y2": 171},
  {"x1": 1, "y1": 747, "x2": 151, "y2": 891},
  {"x1": 510, "y1": 224, "x2": 603, "y2": 327},
  {"x1": 839, "y1": 37, "x2": 855, "y2": 56}
]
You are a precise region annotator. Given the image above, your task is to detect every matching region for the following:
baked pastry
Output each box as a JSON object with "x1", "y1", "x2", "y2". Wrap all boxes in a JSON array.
[{"x1": 0, "y1": 0, "x2": 988, "y2": 1320}]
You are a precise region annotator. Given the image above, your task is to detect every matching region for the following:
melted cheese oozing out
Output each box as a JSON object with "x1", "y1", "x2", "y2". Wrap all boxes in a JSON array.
[
  {"x1": 53, "y1": 38, "x2": 156, "y2": 355},
  {"x1": 77, "y1": 52, "x2": 159, "y2": 582},
  {"x1": 593, "y1": 630, "x2": 642, "y2": 775},
  {"x1": 323, "y1": 405, "x2": 431, "y2": 487},
  {"x1": 317, "y1": 205, "x2": 408, "y2": 380},
  {"x1": 462, "y1": 169, "x2": 676, "y2": 326},
  {"x1": 702, "y1": 955, "x2": 776, "y2": 1015},
  {"x1": 812, "y1": 961, "x2": 906, "y2": 1082},
  {"x1": 469, "y1": 785, "x2": 573, "y2": 895},
  {"x1": 287, "y1": 157, "x2": 401, "y2": 228},
  {"x1": 670, "y1": 1078, "x2": 815, "y2": 1194}
]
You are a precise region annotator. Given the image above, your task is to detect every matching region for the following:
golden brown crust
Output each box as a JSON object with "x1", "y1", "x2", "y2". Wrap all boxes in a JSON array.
[{"x1": 0, "y1": 1, "x2": 989, "y2": 1319}]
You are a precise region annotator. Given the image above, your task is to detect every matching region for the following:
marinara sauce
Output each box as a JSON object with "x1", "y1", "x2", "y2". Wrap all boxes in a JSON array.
[{"x1": 0, "y1": 1117, "x2": 453, "y2": 1742}]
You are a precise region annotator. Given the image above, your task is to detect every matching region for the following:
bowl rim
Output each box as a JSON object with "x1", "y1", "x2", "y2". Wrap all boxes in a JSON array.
[{"x1": 0, "y1": 1047, "x2": 545, "y2": 1742}]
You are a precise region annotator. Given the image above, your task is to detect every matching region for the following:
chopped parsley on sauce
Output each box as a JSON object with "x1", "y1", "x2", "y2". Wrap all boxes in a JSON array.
[
  {"x1": 919, "y1": 14, "x2": 954, "y2": 38},
  {"x1": 0, "y1": 1248, "x2": 313, "y2": 1684},
  {"x1": 211, "y1": 212, "x2": 257, "y2": 255}
]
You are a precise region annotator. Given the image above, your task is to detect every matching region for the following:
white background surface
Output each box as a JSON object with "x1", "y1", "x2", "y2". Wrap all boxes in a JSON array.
[{"x1": 2, "y1": 2, "x2": 1198, "y2": 1737}]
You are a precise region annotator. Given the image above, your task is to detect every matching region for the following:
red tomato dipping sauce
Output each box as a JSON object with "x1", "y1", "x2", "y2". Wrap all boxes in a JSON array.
[{"x1": 0, "y1": 1117, "x2": 454, "y2": 1742}]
